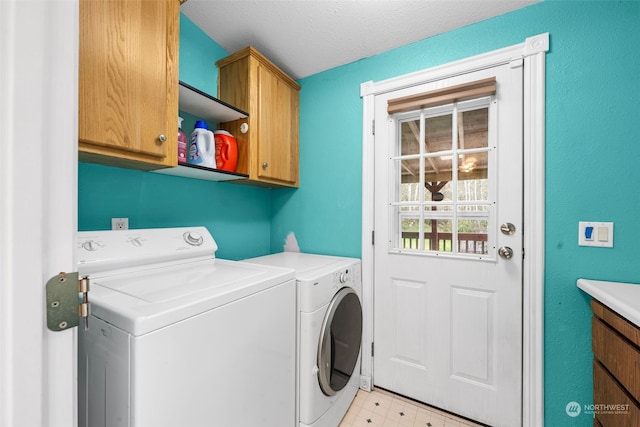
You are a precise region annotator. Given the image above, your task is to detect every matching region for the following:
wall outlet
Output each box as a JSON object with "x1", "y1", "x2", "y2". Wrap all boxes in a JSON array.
[{"x1": 111, "y1": 218, "x2": 129, "y2": 230}]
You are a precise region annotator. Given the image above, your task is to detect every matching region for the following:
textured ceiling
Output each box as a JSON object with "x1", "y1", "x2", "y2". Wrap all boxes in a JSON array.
[{"x1": 181, "y1": 0, "x2": 540, "y2": 80}]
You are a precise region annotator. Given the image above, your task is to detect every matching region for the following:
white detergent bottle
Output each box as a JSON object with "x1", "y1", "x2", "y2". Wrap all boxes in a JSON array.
[{"x1": 188, "y1": 120, "x2": 216, "y2": 168}]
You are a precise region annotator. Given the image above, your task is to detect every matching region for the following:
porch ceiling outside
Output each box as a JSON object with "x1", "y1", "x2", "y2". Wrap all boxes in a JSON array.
[{"x1": 400, "y1": 108, "x2": 488, "y2": 184}]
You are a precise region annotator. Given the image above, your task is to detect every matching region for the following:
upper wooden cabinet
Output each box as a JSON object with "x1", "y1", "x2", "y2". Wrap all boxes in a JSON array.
[
  {"x1": 78, "y1": 0, "x2": 180, "y2": 170},
  {"x1": 217, "y1": 47, "x2": 301, "y2": 188}
]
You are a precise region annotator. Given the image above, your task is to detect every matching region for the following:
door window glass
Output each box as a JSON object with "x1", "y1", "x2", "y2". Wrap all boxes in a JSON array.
[{"x1": 392, "y1": 98, "x2": 495, "y2": 258}]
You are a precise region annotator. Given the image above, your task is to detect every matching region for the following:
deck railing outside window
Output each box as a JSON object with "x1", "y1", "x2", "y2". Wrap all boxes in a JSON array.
[{"x1": 401, "y1": 231, "x2": 488, "y2": 254}]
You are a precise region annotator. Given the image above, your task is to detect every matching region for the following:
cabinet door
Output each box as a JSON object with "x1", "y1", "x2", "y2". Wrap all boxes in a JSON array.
[
  {"x1": 256, "y1": 65, "x2": 299, "y2": 186},
  {"x1": 79, "y1": 0, "x2": 179, "y2": 169}
]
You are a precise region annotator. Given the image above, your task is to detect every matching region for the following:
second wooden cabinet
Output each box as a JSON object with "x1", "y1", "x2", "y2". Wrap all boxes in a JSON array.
[{"x1": 217, "y1": 47, "x2": 300, "y2": 188}]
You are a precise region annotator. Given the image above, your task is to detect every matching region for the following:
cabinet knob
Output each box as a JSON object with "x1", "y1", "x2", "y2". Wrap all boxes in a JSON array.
[
  {"x1": 262, "y1": 162, "x2": 268, "y2": 170},
  {"x1": 158, "y1": 134, "x2": 167, "y2": 143}
]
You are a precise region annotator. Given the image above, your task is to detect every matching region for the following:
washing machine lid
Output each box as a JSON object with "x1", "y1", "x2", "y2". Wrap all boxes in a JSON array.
[
  {"x1": 77, "y1": 227, "x2": 294, "y2": 336},
  {"x1": 245, "y1": 252, "x2": 359, "y2": 280},
  {"x1": 88, "y1": 259, "x2": 293, "y2": 336}
]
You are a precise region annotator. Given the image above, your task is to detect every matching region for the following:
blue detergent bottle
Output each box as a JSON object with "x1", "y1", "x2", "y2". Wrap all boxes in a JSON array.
[{"x1": 188, "y1": 120, "x2": 216, "y2": 168}]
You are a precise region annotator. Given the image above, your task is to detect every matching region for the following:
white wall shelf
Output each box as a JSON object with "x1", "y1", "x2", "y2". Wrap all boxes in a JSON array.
[
  {"x1": 154, "y1": 163, "x2": 248, "y2": 182},
  {"x1": 152, "y1": 81, "x2": 249, "y2": 182},
  {"x1": 178, "y1": 81, "x2": 248, "y2": 123}
]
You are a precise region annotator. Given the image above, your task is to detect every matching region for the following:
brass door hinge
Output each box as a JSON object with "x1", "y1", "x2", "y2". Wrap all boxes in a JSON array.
[{"x1": 46, "y1": 272, "x2": 90, "y2": 331}]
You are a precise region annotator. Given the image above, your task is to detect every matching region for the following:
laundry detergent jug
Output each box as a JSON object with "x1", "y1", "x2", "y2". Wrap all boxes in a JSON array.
[
  {"x1": 214, "y1": 130, "x2": 238, "y2": 172},
  {"x1": 188, "y1": 120, "x2": 216, "y2": 168},
  {"x1": 177, "y1": 116, "x2": 187, "y2": 164}
]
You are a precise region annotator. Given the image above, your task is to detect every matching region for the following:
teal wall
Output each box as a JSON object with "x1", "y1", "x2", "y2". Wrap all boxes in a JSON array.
[
  {"x1": 78, "y1": 15, "x2": 273, "y2": 261},
  {"x1": 78, "y1": 2, "x2": 640, "y2": 425},
  {"x1": 78, "y1": 163, "x2": 271, "y2": 260},
  {"x1": 177, "y1": 14, "x2": 225, "y2": 98},
  {"x1": 271, "y1": 1, "x2": 640, "y2": 426}
]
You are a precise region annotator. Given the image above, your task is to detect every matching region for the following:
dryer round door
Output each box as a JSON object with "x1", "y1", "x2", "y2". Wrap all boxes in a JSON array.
[{"x1": 317, "y1": 287, "x2": 363, "y2": 396}]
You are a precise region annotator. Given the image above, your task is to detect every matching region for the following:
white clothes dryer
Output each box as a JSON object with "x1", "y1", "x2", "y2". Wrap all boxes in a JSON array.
[
  {"x1": 77, "y1": 227, "x2": 297, "y2": 427},
  {"x1": 246, "y1": 252, "x2": 362, "y2": 427}
]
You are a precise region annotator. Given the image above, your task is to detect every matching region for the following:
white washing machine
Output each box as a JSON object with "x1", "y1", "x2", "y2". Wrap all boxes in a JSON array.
[
  {"x1": 246, "y1": 252, "x2": 363, "y2": 427},
  {"x1": 77, "y1": 227, "x2": 297, "y2": 427}
]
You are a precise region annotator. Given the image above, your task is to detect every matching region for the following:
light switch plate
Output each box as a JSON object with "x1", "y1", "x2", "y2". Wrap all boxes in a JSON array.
[{"x1": 578, "y1": 221, "x2": 613, "y2": 247}]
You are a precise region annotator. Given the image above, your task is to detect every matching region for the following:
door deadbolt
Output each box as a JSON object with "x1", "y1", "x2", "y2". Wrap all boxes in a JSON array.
[{"x1": 500, "y1": 223, "x2": 516, "y2": 235}]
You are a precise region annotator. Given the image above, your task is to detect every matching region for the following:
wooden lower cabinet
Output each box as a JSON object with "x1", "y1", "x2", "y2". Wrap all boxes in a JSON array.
[{"x1": 590, "y1": 300, "x2": 640, "y2": 426}]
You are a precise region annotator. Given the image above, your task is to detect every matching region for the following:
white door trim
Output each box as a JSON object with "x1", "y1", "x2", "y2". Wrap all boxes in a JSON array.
[
  {"x1": 0, "y1": 1, "x2": 79, "y2": 426},
  {"x1": 360, "y1": 33, "x2": 548, "y2": 427}
]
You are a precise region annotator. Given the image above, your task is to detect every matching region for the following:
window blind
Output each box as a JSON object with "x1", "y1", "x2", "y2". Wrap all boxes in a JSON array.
[{"x1": 387, "y1": 77, "x2": 496, "y2": 114}]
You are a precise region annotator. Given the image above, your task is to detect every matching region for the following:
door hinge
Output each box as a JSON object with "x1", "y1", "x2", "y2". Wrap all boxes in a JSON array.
[
  {"x1": 371, "y1": 342, "x2": 374, "y2": 357},
  {"x1": 372, "y1": 120, "x2": 375, "y2": 135},
  {"x1": 46, "y1": 272, "x2": 90, "y2": 331},
  {"x1": 371, "y1": 230, "x2": 375, "y2": 245}
]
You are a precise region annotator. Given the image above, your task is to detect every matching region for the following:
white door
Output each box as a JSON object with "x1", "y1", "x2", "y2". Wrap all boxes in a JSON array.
[
  {"x1": 373, "y1": 62, "x2": 523, "y2": 427},
  {"x1": 0, "y1": 1, "x2": 78, "y2": 426}
]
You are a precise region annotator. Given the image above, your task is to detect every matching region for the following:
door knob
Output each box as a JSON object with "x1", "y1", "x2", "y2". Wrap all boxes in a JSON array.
[{"x1": 498, "y1": 246, "x2": 513, "y2": 259}]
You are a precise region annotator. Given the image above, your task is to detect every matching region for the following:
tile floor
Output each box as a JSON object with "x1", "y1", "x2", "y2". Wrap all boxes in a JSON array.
[{"x1": 339, "y1": 388, "x2": 486, "y2": 427}]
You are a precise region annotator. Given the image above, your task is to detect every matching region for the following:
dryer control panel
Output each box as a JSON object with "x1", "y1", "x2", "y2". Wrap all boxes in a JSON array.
[
  {"x1": 299, "y1": 260, "x2": 362, "y2": 313},
  {"x1": 333, "y1": 265, "x2": 360, "y2": 287}
]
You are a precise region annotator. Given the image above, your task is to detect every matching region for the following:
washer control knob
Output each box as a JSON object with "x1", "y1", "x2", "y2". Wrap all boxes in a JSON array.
[
  {"x1": 183, "y1": 231, "x2": 203, "y2": 246},
  {"x1": 130, "y1": 237, "x2": 143, "y2": 247},
  {"x1": 81, "y1": 240, "x2": 100, "y2": 251},
  {"x1": 339, "y1": 272, "x2": 348, "y2": 284}
]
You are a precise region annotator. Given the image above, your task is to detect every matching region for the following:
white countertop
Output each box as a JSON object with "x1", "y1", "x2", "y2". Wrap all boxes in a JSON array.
[{"x1": 577, "y1": 278, "x2": 640, "y2": 327}]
